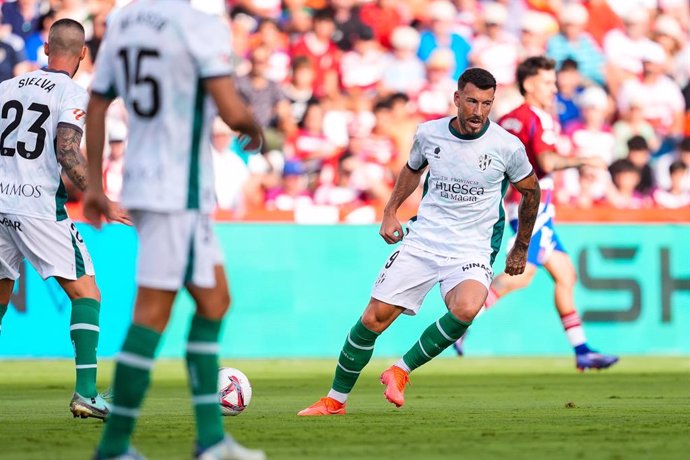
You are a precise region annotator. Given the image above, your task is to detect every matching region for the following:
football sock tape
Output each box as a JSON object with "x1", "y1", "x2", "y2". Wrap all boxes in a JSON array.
[
  {"x1": 70, "y1": 298, "x2": 100, "y2": 398},
  {"x1": 332, "y1": 318, "x2": 380, "y2": 394}
]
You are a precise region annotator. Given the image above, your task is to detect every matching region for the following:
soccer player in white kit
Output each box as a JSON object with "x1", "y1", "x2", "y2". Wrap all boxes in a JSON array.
[
  {"x1": 0, "y1": 19, "x2": 128, "y2": 420},
  {"x1": 83, "y1": 3, "x2": 264, "y2": 460},
  {"x1": 298, "y1": 68, "x2": 542, "y2": 416}
]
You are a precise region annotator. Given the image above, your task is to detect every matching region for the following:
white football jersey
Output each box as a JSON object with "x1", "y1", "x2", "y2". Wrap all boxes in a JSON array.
[
  {"x1": 0, "y1": 69, "x2": 88, "y2": 221},
  {"x1": 90, "y1": 0, "x2": 234, "y2": 212},
  {"x1": 405, "y1": 117, "x2": 533, "y2": 263}
]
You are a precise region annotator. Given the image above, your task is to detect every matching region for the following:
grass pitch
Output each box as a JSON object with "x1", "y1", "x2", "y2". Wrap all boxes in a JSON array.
[{"x1": 0, "y1": 357, "x2": 688, "y2": 460}]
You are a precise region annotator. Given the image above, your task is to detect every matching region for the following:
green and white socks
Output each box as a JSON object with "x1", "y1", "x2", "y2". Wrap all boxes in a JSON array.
[
  {"x1": 328, "y1": 319, "x2": 380, "y2": 403},
  {"x1": 399, "y1": 312, "x2": 471, "y2": 372},
  {"x1": 70, "y1": 298, "x2": 101, "y2": 398},
  {"x1": 186, "y1": 315, "x2": 224, "y2": 449},
  {"x1": 99, "y1": 323, "x2": 161, "y2": 458}
]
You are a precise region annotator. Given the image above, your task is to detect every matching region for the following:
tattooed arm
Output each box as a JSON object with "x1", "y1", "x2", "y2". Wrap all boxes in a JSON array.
[
  {"x1": 56, "y1": 123, "x2": 88, "y2": 191},
  {"x1": 504, "y1": 172, "x2": 541, "y2": 276}
]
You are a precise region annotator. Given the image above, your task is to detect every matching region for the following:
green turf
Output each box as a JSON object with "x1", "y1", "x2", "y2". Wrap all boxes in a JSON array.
[{"x1": 0, "y1": 357, "x2": 689, "y2": 459}]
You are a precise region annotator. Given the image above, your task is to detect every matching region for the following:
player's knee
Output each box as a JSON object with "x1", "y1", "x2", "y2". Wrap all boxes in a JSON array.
[
  {"x1": 361, "y1": 304, "x2": 390, "y2": 333},
  {"x1": 448, "y1": 304, "x2": 478, "y2": 324},
  {"x1": 555, "y1": 269, "x2": 577, "y2": 289}
]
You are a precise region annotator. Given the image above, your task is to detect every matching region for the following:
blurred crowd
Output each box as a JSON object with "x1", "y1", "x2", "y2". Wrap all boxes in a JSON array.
[{"x1": 3, "y1": 0, "x2": 689, "y2": 222}]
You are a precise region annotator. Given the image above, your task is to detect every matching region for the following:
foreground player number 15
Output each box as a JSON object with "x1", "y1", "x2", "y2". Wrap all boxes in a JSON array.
[
  {"x1": 118, "y1": 48, "x2": 161, "y2": 118},
  {"x1": 0, "y1": 101, "x2": 50, "y2": 159}
]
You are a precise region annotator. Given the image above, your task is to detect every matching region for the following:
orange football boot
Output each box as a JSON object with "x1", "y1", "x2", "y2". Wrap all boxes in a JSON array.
[
  {"x1": 297, "y1": 397, "x2": 346, "y2": 416},
  {"x1": 380, "y1": 365, "x2": 410, "y2": 408}
]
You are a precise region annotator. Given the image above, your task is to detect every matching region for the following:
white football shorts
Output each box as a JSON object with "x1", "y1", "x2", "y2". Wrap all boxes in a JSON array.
[
  {"x1": 130, "y1": 210, "x2": 223, "y2": 290},
  {"x1": 0, "y1": 213, "x2": 94, "y2": 280},
  {"x1": 371, "y1": 243, "x2": 493, "y2": 315}
]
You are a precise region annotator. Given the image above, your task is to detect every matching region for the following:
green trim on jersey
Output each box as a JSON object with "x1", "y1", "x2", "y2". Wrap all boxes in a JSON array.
[
  {"x1": 187, "y1": 80, "x2": 205, "y2": 209},
  {"x1": 448, "y1": 117, "x2": 490, "y2": 140},
  {"x1": 103, "y1": 85, "x2": 118, "y2": 100},
  {"x1": 70, "y1": 232, "x2": 85, "y2": 278},
  {"x1": 55, "y1": 174, "x2": 68, "y2": 221},
  {"x1": 489, "y1": 175, "x2": 510, "y2": 265}
]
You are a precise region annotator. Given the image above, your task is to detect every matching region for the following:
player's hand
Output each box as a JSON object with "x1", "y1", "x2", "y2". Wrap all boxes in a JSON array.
[
  {"x1": 106, "y1": 199, "x2": 132, "y2": 226},
  {"x1": 379, "y1": 212, "x2": 404, "y2": 244},
  {"x1": 82, "y1": 190, "x2": 112, "y2": 229},
  {"x1": 505, "y1": 242, "x2": 529, "y2": 276}
]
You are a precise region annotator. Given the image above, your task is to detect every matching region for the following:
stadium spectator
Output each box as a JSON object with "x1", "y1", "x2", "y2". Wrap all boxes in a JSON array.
[
  {"x1": 517, "y1": 10, "x2": 554, "y2": 59},
  {"x1": 652, "y1": 14, "x2": 685, "y2": 77},
  {"x1": 655, "y1": 136, "x2": 690, "y2": 192},
  {"x1": 339, "y1": 25, "x2": 386, "y2": 93},
  {"x1": 617, "y1": 42, "x2": 686, "y2": 154},
  {"x1": 625, "y1": 135, "x2": 655, "y2": 195},
  {"x1": 653, "y1": 160, "x2": 690, "y2": 208},
  {"x1": 331, "y1": 0, "x2": 367, "y2": 52},
  {"x1": 387, "y1": 92, "x2": 420, "y2": 172},
  {"x1": 606, "y1": 158, "x2": 653, "y2": 209},
  {"x1": 381, "y1": 26, "x2": 426, "y2": 95},
  {"x1": 86, "y1": 9, "x2": 107, "y2": 60},
  {"x1": 561, "y1": 86, "x2": 615, "y2": 204},
  {"x1": 359, "y1": 0, "x2": 405, "y2": 50},
  {"x1": 24, "y1": 9, "x2": 55, "y2": 68},
  {"x1": 0, "y1": 20, "x2": 29, "y2": 82},
  {"x1": 251, "y1": 18, "x2": 291, "y2": 83},
  {"x1": 416, "y1": 48, "x2": 456, "y2": 121},
  {"x1": 417, "y1": 1, "x2": 471, "y2": 80},
  {"x1": 289, "y1": 7, "x2": 340, "y2": 98},
  {"x1": 582, "y1": 0, "x2": 624, "y2": 46},
  {"x1": 1, "y1": 0, "x2": 41, "y2": 42},
  {"x1": 283, "y1": 56, "x2": 316, "y2": 124},
  {"x1": 103, "y1": 121, "x2": 127, "y2": 202},
  {"x1": 211, "y1": 119, "x2": 251, "y2": 212},
  {"x1": 236, "y1": 45, "x2": 294, "y2": 141},
  {"x1": 313, "y1": 152, "x2": 370, "y2": 217},
  {"x1": 285, "y1": 99, "x2": 339, "y2": 178},
  {"x1": 603, "y1": 9, "x2": 655, "y2": 90},
  {"x1": 469, "y1": 2, "x2": 519, "y2": 87},
  {"x1": 546, "y1": 2, "x2": 605, "y2": 85},
  {"x1": 555, "y1": 58, "x2": 584, "y2": 130},
  {"x1": 266, "y1": 160, "x2": 314, "y2": 211},
  {"x1": 613, "y1": 94, "x2": 660, "y2": 160}
]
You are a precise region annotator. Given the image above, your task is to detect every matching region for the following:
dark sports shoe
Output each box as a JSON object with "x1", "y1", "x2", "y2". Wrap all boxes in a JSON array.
[{"x1": 576, "y1": 352, "x2": 619, "y2": 371}]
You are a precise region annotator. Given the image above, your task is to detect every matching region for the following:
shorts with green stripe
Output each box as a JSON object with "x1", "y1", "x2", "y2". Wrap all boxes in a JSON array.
[{"x1": 0, "y1": 213, "x2": 94, "y2": 280}]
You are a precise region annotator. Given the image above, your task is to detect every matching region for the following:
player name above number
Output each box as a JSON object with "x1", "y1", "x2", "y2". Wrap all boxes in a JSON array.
[{"x1": 17, "y1": 77, "x2": 55, "y2": 93}]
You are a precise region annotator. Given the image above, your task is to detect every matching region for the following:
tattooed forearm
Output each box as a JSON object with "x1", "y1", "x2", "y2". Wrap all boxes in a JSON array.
[
  {"x1": 513, "y1": 172, "x2": 541, "y2": 248},
  {"x1": 56, "y1": 123, "x2": 88, "y2": 191}
]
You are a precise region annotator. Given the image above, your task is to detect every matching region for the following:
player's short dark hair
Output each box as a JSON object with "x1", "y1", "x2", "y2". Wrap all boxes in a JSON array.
[
  {"x1": 559, "y1": 58, "x2": 578, "y2": 72},
  {"x1": 627, "y1": 135, "x2": 649, "y2": 152},
  {"x1": 517, "y1": 56, "x2": 556, "y2": 96},
  {"x1": 458, "y1": 68, "x2": 497, "y2": 91},
  {"x1": 48, "y1": 18, "x2": 85, "y2": 55},
  {"x1": 669, "y1": 160, "x2": 687, "y2": 175},
  {"x1": 679, "y1": 136, "x2": 690, "y2": 153}
]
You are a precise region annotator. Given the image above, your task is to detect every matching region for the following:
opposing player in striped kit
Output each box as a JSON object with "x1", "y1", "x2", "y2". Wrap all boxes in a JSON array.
[
  {"x1": 0, "y1": 19, "x2": 128, "y2": 420},
  {"x1": 84, "y1": 2, "x2": 264, "y2": 459},
  {"x1": 299, "y1": 68, "x2": 541, "y2": 416},
  {"x1": 453, "y1": 57, "x2": 619, "y2": 371}
]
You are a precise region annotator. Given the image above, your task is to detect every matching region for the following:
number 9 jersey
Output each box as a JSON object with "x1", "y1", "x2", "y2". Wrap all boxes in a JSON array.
[
  {"x1": 90, "y1": 2, "x2": 235, "y2": 213},
  {"x1": 0, "y1": 69, "x2": 88, "y2": 221}
]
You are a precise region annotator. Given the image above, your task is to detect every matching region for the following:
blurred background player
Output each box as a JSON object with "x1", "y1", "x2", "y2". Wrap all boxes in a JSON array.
[
  {"x1": 298, "y1": 68, "x2": 540, "y2": 416},
  {"x1": 0, "y1": 18, "x2": 127, "y2": 419},
  {"x1": 83, "y1": 2, "x2": 264, "y2": 460},
  {"x1": 454, "y1": 56, "x2": 618, "y2": 371}
]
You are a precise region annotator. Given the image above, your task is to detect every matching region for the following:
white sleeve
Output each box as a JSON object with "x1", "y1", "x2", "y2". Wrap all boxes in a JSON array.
[
  {"x1": 183, "y1": 13, "x2": 234, "y2": 78},
  {"x1": 506, "y1": 144, "x2": 534, "y2": 183},
  {"x1": 90, "y1": 39, "x2": 118, "y2": 98},
  {"x1": 407, "y1": 127, "x2": 428, "y2": 171},
  {"x1": 58, "y1": 86, "x2": 89, "y2": 133}
]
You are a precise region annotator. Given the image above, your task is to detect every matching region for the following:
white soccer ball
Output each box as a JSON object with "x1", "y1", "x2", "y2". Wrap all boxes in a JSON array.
[{"x1": 218, "y1": 367, "x2": 252, "y2": 416}]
